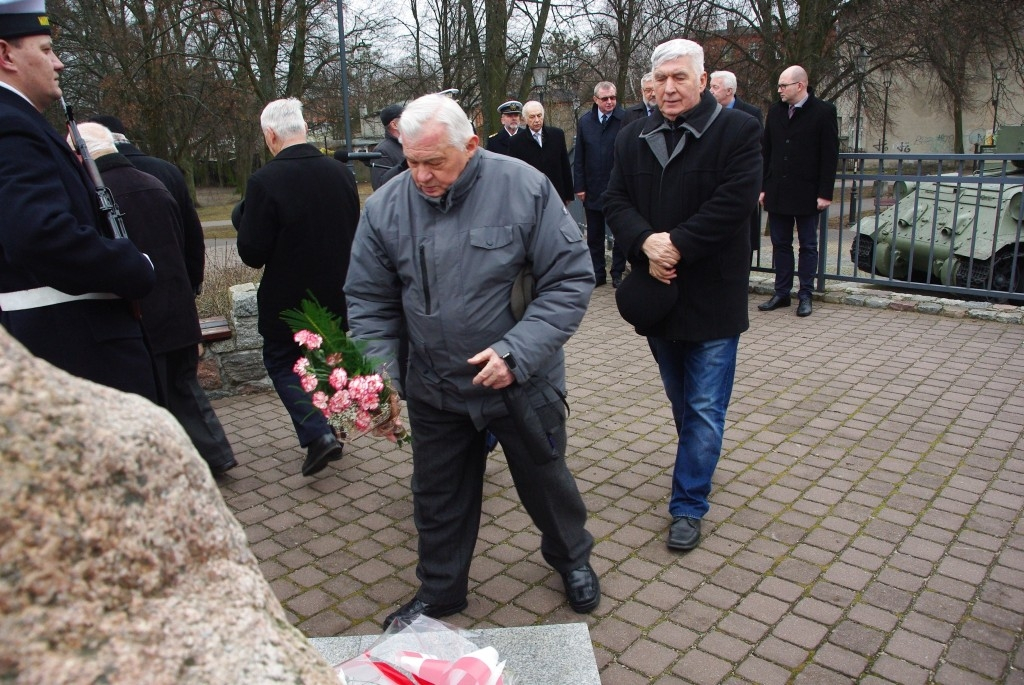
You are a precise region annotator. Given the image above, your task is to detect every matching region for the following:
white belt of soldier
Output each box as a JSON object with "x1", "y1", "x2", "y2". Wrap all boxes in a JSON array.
[{"x1": 0, "y1": 286, "x2": 118, "y2": 311}]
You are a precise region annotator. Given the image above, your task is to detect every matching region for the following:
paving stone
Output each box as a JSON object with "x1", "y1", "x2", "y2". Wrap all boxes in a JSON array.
[{"x1": 208, "y1": 288, "x2": 1024, "y2": 682}]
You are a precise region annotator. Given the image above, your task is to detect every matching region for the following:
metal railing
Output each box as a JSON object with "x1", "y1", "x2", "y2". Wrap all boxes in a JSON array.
[{"x1": 752, "y1": 152, "x2": 1024, "y2": 302}]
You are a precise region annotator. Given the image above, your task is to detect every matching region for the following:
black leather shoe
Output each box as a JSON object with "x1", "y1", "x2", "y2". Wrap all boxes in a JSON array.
[
  {"x1": 757, "y1": 294, "x2": 792, "y2": 311},
  {"x1": 667, "y1": 516, "x2": 701, "y2": 551},
  {"x1": 561, "y1": 563, "x2": 600, "y2": 613},
  {"x1": 302, "y1": 434, "x2": 343, "y2": 476},
  {"x1": 797, "y1": 298, "x2": 812, "y2": 317},
  {"x1": 210, "y1": 458, "x2": 238, "y2": 477},
  {"x1": 594, "y1": 277, "x2": 607, "y2": 287},
  {"x1": 611, "y1": 275, "x2": 622, "y2": 289},
  {"x1": 382, "y1": 596, "x2": 468, "y2": 631}
]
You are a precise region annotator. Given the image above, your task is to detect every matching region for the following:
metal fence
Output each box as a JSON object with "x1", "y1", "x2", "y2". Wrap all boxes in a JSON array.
[{"x1": 751, "y1": 152, "x2": 1024, "y2": 303}]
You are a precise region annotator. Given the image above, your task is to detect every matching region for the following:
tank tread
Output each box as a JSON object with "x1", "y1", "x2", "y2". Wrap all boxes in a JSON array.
[{"x1": 851, "y1": 234, "x2": 875, "y2": 274}]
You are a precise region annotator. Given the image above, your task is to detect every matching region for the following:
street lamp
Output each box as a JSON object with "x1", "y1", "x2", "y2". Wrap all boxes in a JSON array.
[
  {"x1": 849, "y1": 46, "x2": 869, "y2": 226},
  {"x1": 992, "y1": 61, "x2": 1008, "y2": 142},
  {"x1": 335, "y1": 0, "x2": 354, "y2": 169},
  {"x1": 881, "y1": 68, "x2": 893, "y2": 169},
  {"x1": 532, "y1": 54, "x2": 550, "y2": 105}
]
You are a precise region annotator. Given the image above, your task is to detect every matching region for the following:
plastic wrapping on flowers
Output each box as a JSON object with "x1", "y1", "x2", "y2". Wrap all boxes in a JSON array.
[
  {"x1": 334, "y1": 615, "x2": 515, "y2": 685},
  {"x1": 282, "y1": 296, "x2": 409, "y2": 446}
]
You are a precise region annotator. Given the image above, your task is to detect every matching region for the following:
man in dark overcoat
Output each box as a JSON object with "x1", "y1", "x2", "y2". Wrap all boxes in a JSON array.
[
  {"x1": 0, "y1": 0, "x2": 157, "y2": 401},
  {"x1": 573, "y1": 81, "x2": 627, "y2": 287},
  {"x1": 77, "y1": 122, "x2": 237, "y2": 476},
  {"x1": 370, "y1": 104, "x2": 405, "y2": 190},
  {"x1": 234, "y1": 97, "x2": 360, "y2": 477},
  {"x1": 622, "y1": 72, "x2": 657, "y2": 124},
  {"x1": 758, "y1": 65, "x2": 839, "y2": 317},
  {"x1": 88, "y1": 114, "x2": 206, "y2": 297},
  {"x1": 709, "y1": 70, "x2": 765, "y2": 254},
  {"x1": 507, "y1": 100, "x2": 574, "y2": 203},
  {"x1": 604, "y1": 38, "x2": 762, "y2": 553}
]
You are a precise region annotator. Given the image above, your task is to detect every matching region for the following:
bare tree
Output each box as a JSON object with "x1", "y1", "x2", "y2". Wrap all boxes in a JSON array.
[{"x1": 893, "y1": 0, "x2": 1024, "y2": 151}]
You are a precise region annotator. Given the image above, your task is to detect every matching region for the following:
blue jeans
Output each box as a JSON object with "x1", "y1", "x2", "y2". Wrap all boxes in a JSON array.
[
  {"x1": 768, "y1": 212, "x2": 818, "y2": 299},
  {"x1": 648, "y1": 335, "x2": 738, "y2": 519}
]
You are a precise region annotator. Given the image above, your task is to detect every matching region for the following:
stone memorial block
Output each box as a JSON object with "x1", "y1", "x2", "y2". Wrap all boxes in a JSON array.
[{"x1": 0, "y1": 329, "x2": 338, "y2": 685}]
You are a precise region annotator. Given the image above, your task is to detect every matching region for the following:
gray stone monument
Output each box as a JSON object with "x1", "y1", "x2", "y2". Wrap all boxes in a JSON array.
[{"x1": 0, "y1": 329, "x2": 337, "y2": 684}]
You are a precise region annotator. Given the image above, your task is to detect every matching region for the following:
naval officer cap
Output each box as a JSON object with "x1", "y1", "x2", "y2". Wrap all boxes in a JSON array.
[
  {"x1": 0, "y1": 0, "x2": 52, "y2": 39},
  {"x1": 497, "y1": 100, "x2": 523, "y2": 115}
]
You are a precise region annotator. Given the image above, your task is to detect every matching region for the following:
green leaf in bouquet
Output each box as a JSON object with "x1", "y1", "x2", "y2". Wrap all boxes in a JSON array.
[{"x1": 280, "y1": 294, "x2": 378, "y2": 377}]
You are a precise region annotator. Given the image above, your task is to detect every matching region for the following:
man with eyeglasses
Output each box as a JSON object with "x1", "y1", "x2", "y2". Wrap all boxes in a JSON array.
[
  {"x1": 623, "y1": 72, "x2": 657, "y2": 124},
  {"x1": 758, "y1": 65, "x2": 839, "y2": 317},
  {"x1": 573, "y1": 81, "x2": 627, "y2": 287}
]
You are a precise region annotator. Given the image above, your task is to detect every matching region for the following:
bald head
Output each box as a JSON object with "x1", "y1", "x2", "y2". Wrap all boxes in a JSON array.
[
  {"x1": 778, "y1": 65, "x2": 809, "y2": 104},
  {"x1": 781, "y1": 66, "x2": 808, "y2": 84}
]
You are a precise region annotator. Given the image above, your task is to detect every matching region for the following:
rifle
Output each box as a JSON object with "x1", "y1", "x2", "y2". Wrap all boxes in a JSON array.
[
  {"x1": 62, "y1": 98, "x2": 142, "y2": 319},
  {"x1": 61, "y1": 97, "x2": 129, "y2": 241}
]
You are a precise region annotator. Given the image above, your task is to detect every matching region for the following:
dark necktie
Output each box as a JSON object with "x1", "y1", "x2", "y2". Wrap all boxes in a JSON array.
[
  {"x1": 788, "y1": 105, "x2": 795, "y2": 119},
  {"x1": 600, "y1": 114, "x2": 607, "y2": 126}
]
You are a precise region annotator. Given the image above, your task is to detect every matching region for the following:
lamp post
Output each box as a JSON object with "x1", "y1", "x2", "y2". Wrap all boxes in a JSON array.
[
  {"x1": 532, "y1": 54, "x2": 550, "y2": 105},
  {"x1": 881, "y1": 68, "x2": 893, "y2": 172},
  {"x1": 992, "y1": 61, "x2": 1008, "y2": 142},
  {"x1": 849, "y1": 46, "x2": 869, "y2": 226},
  {"x1": 335, "y1": 0, "x2": 353, "y2": 169}
]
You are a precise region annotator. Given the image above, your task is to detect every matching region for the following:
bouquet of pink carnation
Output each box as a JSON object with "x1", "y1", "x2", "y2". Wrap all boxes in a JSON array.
[{"x1": 282, "y1": 297, "x2": 409, "y2": 446}]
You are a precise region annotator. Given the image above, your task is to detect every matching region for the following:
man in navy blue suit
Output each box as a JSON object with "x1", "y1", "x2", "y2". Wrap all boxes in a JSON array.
[{"x1": 0, "y1": 0, "x2": 158, "y2": 400}]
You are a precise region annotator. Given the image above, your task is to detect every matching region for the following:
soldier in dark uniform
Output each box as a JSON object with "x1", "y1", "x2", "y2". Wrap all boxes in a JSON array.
[
  {"x1": 0, "y1": 0, "x2": 158, "y2": 401},
  {"x1": 485, "y1": 100, "x2": 523, "y2": 156}
]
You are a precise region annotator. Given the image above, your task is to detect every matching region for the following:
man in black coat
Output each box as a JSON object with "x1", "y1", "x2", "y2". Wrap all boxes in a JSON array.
[
  {"x1": 485, "y1": 100, "x2": 523, "y2": 156},
  {"x1": 77, "y1": 122, "x2": 237, "y2": 476},
  {"x1": 758, "y1": 65, "x2": 839, "y2": 317},
  {"x1": 507, "y1": 100, "x2": 574, "y2": 203},
  {"x1": 622, "y1": 72, "x2": 657, "y2": 124},
  {"x1": 0, "y1": 1, "x2": 157, "y2": 401},
  {"x1": 370, "y1": 104, "x2": 405, "y2": 190},
  {"x1": 604, "y1": 38, "x2": 762, "y2": 553},
  {"x1": 88, "y1": 114, "x2": 205, "y2": 296},
  {"x1": 574, "y1": 81, "x2": 627, "y2": 287},
  {"x1": 233, "y1": 97, "x2": 360, "y2": 477},
  {"x1": 709, "y1": 70, "x2": 763, "y2": 124},
  {"x1": 710, "y1": 70, "x2": 765, "y2": 254}
]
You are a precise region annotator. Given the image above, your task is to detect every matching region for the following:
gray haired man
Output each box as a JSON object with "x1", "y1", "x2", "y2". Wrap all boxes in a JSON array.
[{"x1": 345, "y1": 93, "x2": 600, "y2": 630}]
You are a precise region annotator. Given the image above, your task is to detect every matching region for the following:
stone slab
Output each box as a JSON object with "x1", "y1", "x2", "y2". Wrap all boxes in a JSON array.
[{"x1": 310, "y1": 622, "x2": 600, "y2": 684}]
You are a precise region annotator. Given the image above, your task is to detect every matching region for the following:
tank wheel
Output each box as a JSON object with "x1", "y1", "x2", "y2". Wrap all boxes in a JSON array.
[{"x1": 988, "y1": 249, "x2": 1024, "y2": 302}]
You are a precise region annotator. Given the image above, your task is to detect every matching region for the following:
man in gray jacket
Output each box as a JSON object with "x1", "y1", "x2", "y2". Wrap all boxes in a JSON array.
[{"x1": 345, "y1": 93, "x2": 599, "y2": 630}]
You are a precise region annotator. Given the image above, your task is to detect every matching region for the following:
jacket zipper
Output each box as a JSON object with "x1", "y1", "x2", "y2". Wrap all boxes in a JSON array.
[{"x1": 419, "y1": 244, "x2": 432, "y2": 314}]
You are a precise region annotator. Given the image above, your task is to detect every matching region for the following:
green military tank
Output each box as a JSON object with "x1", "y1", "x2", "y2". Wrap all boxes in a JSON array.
[{"x1": 850, "y1": 126, "x2": 1024, "y2": 296}]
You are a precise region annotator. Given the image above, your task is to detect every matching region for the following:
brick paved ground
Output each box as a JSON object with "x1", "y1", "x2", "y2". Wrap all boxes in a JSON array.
[{"x1": 213, "y1": 286, "x2": 1024, "y2": 684}]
